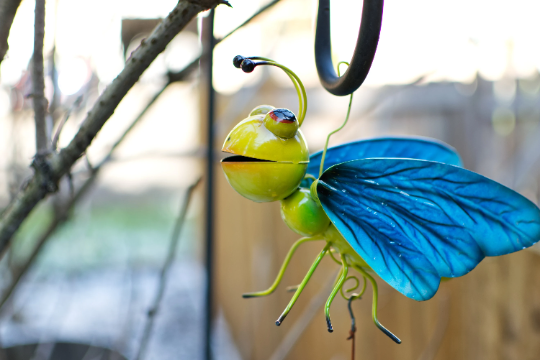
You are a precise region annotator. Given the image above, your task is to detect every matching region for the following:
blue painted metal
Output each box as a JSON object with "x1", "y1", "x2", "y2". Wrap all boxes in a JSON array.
[
  {"x1": 317, "y1": 158, "x2": 540, "y2": 301},
  {"x1": 307, "y1": 137, "x2": 463, "y2": 178}
]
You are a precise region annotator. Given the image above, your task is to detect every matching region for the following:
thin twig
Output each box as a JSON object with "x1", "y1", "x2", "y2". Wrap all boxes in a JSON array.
[
  {"x1": 166, "y1": 0, "x2": 281, "y2": 83},
  {"x1": 104, "y1": 149, "x2": 204, "y2": 164},
  {"x1": 51, "y1": 96, "x2": 83, "y2": 150},
  {"x1": 0, "y1": 87, "x2": 178, "y2": 311},
  {"x1": 0, "y1": 60, "x2": 190, "y2": 313},
  {"x1": 0, "y1": 0, "x2": 23, "y2": 64},
  {"x1": 135, "y1": 177, "x2": 202, "y2": 360},
  {"x1": 99, "y1": 88, "x2": 167, "y2": 165},
  {"x1": 0, "y1": 0, "x2": 281, "y2": 312},
  {"x1": 0, "y1": 72, "x2": 188, "y2": 312},
  {"x1": 220, "y1": 0, "x2": 280, "y2": 43},
  {"x1": 32, "y1": 0, "x2": 49, "y2": 154},
  {"x1": 0, "y1": 176, "x2": 95, "y2": 311},
  {"x1": 0, "y1": 0, "x2": 226, "y2": 258}
]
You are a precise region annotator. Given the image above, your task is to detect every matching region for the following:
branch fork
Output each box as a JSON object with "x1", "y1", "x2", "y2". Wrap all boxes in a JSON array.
[
  {"x1": 0, "y1": 0, "x2": 228, "y2": 256},
  {"x1": 31, "y1": 154, "x2": 58, "y2": 194}
]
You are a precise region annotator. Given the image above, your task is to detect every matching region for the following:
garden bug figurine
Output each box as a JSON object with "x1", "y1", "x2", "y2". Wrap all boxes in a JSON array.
[{"x1": 221, "y1": 56, "x2": 540, "y2": 342}]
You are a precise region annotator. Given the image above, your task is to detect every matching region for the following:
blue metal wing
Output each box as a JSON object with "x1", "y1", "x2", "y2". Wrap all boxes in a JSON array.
[
  {"x1": 307, "y1": 137, "x2": 463, "y2": 178},
  {"x1": 317, "y1": 158, "x2": 540, "y2": 301}
]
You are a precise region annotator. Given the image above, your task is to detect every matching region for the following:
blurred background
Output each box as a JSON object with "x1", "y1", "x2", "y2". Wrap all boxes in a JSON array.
[{"x1": 0, "y1": 0, "x2": 539, "y2": 359}]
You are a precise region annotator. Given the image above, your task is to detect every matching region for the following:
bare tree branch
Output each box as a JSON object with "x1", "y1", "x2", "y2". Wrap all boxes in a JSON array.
[
  {"x1": 0, "y1": 0, "x2": 22, "y2": 65},
  {"x1": 0, "y1": 0, "x2": 278, "y2": 309},
  {"x1": 219, "y1": 0, "x2": 279, "y2": 42},
  {"x1": 167, "y1": 0, "x2": 281, "y2": 83},
  {"x1": 0, "y1": 85, "x2": 169, "y2": 311},
  {"x1": 32, "y1": 0, "x2": 49, "y2": 153},
  {"x1": 135, "y1": 177, "x2": 202, "y2": 360},
  {"x1": 0, "y1": 177, "x2": 95, "y2": 311},
  {"x1": 0, "y1": 0, "x2": 227, "y2": 258},
  {"x1": 51, "y1": 96, "x2": 83, "y2": 150}
]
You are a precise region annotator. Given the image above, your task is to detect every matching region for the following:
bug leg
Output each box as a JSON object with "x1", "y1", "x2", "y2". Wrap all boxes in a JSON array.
[
  {"x1": 243, "y1": 236, "x2": 324, "y2": 298},
  {"x1": 325, "y1": 256, "x2": 348, "y2": 332},
  {"x1": 340, "y1": 274, "x2": 366, "y2": 301},
  {"x1": 287, "y1": 255, "x2": 343, "y2": 293},
  {"x1": 276, "y1": 243, "x2": 330, "y2": 326},
  {"x1": 327, "y1": 248, "x2": 343, "y2": 265},
  {"x1": 354, "y1": 266, "x2": 402, "y2": 344}
]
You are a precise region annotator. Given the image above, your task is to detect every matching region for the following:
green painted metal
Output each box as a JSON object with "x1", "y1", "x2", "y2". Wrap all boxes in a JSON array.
[
  {"x1": 221, "y1": 115, "x2": 309, "y2": 163},
  {"x1": 221, "y1": 161, "x2": 307, "y2": 203},
  {"x1": 280, "y1": 188, "x2": 330, "y2": 237}
]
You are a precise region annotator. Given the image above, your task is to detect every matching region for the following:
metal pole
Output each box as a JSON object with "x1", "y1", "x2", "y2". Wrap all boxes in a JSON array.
[{"x1": 203, "y1": 9, "x2": 216, "y2": 360}]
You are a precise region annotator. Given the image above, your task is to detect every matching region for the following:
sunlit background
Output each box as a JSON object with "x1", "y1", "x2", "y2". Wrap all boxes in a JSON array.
[{"x1": 0, "y1": 0, "x2": 539, "y2": 359}]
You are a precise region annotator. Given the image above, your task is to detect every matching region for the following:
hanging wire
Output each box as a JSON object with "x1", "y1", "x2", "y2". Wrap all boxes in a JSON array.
[
  {"x1": 319, "y1": 62, "x2": 354, "y2": 177},
  {"x1": 347, "y1": 296, "x2": 357, "y2": 360}
]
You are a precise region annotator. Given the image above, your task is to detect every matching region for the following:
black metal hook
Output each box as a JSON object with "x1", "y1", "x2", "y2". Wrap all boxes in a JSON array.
[{"x1": 315, "y1": 0, "x2": 384, "y2": 96}]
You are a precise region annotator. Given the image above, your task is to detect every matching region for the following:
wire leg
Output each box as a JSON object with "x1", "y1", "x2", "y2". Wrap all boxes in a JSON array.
[
  {"x1": 243, "y1": 236, "x2": 324, "y2": 298},
  {"x1": 325, "y1": 257, "x2": 348, "y2": 332},
  {"x1": 289, "y1": 262, "x2": 342, "y2": 293},
  {"x1": 354, "y1": 266, "x2": 402, "y2": 344},
  {"x1": 276, "y1": 243, "x2": 331, "y2": 326}
]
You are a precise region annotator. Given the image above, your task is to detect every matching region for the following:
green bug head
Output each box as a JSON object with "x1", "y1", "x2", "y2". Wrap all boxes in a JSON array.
[
  {"x1": 249, "y1": 104, "x2": 274, "y2": 116},
  {"x1": 221, "y1": 105, "x2": 308, "y2": 203},
  {"x1": 221, "y1": 56, "x2": 309, "y2": 203}
]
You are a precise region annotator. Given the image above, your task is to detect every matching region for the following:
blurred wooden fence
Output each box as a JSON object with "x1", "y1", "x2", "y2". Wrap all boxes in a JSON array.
[
  {"x1": 211, "y1": 76, "x2": 540, "y2": 360},
  {"x1": 215, "y1": 169, "x2": 540, "y2": 360}
]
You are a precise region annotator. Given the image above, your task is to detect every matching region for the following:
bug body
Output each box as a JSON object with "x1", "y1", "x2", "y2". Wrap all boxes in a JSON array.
[
  {"x1": 221, "y1": 57, "x2": 540, "y2": 341},
  {"x1": 221, "y1": 103, "x2": 374, "y2": 333}
]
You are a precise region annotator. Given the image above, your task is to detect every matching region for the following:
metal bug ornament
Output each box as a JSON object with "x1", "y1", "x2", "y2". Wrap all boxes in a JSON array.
[{"x1": 221, "y1": 56, "x2": 540, "y2": 343}]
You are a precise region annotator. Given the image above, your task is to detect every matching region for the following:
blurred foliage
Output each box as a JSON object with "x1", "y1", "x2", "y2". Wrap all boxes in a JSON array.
[{"x1": 10, "y1": 194, "x2": 199, "y2": 273}]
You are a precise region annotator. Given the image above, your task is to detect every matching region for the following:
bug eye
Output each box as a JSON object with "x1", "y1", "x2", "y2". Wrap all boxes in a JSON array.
[{"x1": 263, "y1": 108, "x2": 299, "y2": 139}]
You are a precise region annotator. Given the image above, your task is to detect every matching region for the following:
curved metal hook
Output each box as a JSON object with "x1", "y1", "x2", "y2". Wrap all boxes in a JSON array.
[{"x1": 315, "y1": 0, "x2": 384, "y2": 96}]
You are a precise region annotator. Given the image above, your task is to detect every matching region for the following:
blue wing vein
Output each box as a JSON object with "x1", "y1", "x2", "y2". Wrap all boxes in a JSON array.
[{"x1": 318, "y1": 158, "x2": 540, "y2": 301}]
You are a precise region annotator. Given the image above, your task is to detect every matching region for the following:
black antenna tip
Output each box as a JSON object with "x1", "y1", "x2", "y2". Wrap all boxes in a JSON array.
[
  {"x1": 326, "y1": 316, "x2": 334, "y2": 333},
  {"x1": 276, "y1": 314, "x2": 286, "y2": 326},
  {"x1": 233, "y1": 55, "x2": 245, "y2": 68},
  {"x1": 241, "y1": 59, "x2": 256, "y2": 73},
  {"x1": 376, "y1": 323, "x2": 402, "y2": 344}
]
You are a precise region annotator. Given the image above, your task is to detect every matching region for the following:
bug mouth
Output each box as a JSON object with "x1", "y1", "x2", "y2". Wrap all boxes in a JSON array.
[{"x1": 222, "y1": 155, "x2": 276, "y2": 163}]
